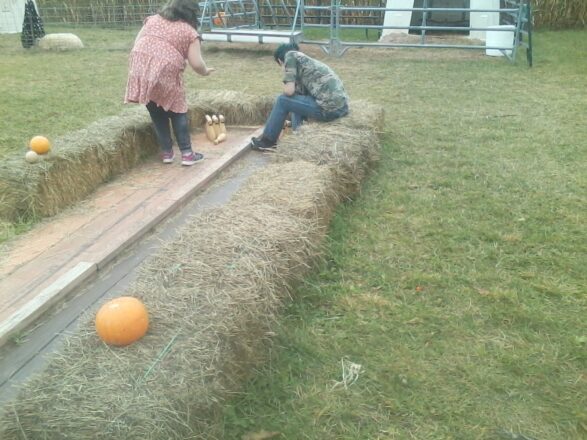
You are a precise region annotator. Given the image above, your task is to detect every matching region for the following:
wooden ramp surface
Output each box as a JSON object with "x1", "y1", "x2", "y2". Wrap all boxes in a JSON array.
[{"x1": 0, "y1": 127, "x2": 261, "y2": 347}]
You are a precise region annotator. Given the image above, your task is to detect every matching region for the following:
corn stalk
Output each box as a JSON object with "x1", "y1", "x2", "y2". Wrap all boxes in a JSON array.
[{"x1": 532, "y1": 0, "x2": 587, "y2": 28}]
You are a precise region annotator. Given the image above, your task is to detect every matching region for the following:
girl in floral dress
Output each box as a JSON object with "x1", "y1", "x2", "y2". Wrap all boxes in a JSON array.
[{"x1": 125, "y1": 0, "x2": 215, "y2": 166}]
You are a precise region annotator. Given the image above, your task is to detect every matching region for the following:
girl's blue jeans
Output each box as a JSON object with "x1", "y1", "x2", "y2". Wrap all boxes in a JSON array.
[
  {"x1": 263, "y1": 94, "x2": 348, "y2": 142},
  {"x1": 146, "y1": 101, "x2": 192, "y2": 153}
]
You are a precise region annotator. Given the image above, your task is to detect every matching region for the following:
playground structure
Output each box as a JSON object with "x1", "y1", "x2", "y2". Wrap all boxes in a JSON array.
[
  {"x1": 199, "y1": 0, "x2": 304, "y2": 44},
  {"x1": 198, "y1": 0, "x2": 533, "y2": 64}
]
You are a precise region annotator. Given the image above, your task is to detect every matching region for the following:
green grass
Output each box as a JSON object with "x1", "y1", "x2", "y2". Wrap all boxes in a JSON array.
[
  {"x1": 0, "y1": 27, "x2": 136, "y2": 157},
  {"x1": 218, "y1": 33, "x2": 586, "y2": 439},
  {"x1": 1, "y1": 27, "x2": 586, "y2": 439},
  {"x1": 301, "y1": 26, "x2": 382, "y2": 41}
]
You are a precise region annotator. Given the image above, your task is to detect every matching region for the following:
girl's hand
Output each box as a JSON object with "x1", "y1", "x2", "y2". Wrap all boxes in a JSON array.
[{"x1": 204, "y1": 67, "x2": 216, "y2": 76}]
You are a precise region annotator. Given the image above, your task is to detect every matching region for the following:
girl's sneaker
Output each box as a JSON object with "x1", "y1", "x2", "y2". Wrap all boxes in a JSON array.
[
  {"x1": 161, "y1": 151, "x2": 175, "y2": 164},
  {"x1": 181, "y1": 151, "x2": 204, "y2": 166}
]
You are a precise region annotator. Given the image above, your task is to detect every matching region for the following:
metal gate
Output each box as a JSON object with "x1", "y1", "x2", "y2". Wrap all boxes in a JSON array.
[
  {"x1": 198, "y1": 0, "x2": 532, "y2": 64},
  {"x1": 299, "y1": 0, "x2": 533, "y2": 65}
]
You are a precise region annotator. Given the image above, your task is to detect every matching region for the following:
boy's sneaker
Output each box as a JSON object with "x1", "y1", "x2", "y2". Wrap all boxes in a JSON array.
[
  {"x1": 250, "y1": 136, "x2": 277, "y2": 152},
  {"x1": 161, "y1": 151, "x2": 175, "y2": 164},
  {"x1": 181, "y1": 151, "x2": 204, "y2": 166}
]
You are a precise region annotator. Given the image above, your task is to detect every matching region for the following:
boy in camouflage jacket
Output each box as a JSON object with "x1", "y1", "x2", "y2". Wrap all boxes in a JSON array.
[{"x1": 250, "y1": 43, "x2": 349, "y2": 151}]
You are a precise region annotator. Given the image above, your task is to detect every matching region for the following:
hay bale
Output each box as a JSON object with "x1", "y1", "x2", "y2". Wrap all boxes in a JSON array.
[
  {"x1": 0, "y1": 91, "x2": 273, "y2": 222},
  {"x1": 0, "y1": 207, "x2": 326, "y2": 440},
  {"x1": 272, "y1": 102, "x2": 384, "y2": 196},
  {"x1": 233, "y1": 161, "x2": 342, "y2": 229},
  {"x1": 345, "y1": 99, "x2": 386, "y2": 132},
  {"x1": 38, "y1": 33, "x2": 84, "y2": 51},
  {"x1": 0, "y1": 106, "x2": 156, "y2": 220},
  {"x1": 0, "y1": 102, "x2": 385, "y2": 438},
  {"x1": 186, "y1": 90, "x2": 274, "y2": 126}
]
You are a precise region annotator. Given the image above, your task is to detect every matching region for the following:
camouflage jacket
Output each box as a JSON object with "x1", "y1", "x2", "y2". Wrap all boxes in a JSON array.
[{"x1": 283, "y1": 51, "x2": 349, "y2": 113}]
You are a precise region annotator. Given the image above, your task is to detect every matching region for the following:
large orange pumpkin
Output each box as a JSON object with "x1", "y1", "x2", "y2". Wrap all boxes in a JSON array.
[
  {"x1": 95, "y1": 296, "x2": 149, "y2": 346},
  {"x1": 29, "y1": 135, "x2": 51, "y2": 155}
]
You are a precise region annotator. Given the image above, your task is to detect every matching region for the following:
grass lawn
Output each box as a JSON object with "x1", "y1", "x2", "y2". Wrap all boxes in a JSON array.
[{"x1": 1, "y1": 26, "x2": 586, "y2": 439}]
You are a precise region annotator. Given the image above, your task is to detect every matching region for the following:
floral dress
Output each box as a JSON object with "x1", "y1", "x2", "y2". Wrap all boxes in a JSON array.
[{"x1": 125, "y1": 15, "x2": 199, "y2": 113}]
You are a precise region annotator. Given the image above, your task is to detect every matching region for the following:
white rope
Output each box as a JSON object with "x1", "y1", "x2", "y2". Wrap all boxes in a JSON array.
[{"x1": 332, "y1": 358, "x2": 363, "y2": 390}]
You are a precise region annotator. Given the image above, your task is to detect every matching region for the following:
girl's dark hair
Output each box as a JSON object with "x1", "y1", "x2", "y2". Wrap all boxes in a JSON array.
[
  {"x1": 159, "y1": 0, "x2": 200, "y2": 29},
  {"x1": 274, "y1": 43, "x2": 300, "y2": 64}
]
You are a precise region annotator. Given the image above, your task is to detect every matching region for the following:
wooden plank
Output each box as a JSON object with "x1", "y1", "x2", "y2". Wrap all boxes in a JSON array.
[
  {"x1": 0, "y1": 187, "x2": 159, "y2": 313},
  {"x1": 81, "y1": 128, "x2": 262, "y2": 269},
  {"x1": 0, "y1": 214, "x2": 93, "y2": 279},
  {"x1": 0, "y1": 262, "x2": 96, "y2": 347}
]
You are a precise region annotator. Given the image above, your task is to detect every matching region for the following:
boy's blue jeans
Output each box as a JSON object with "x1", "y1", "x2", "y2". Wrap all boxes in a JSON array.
[
  {"x1": 263, "y1": 94, "x2": 348, "y2": 142},
  {"x1": 146, "y1": 101, "x2": 192, "y2": 153}
]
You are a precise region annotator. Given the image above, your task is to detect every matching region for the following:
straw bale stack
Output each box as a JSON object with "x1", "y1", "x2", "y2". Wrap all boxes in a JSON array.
[
  {"x1": 0, "y1": 91, "x2": 273, "y2": 222},
  {"x1": 233, "y1": 161, "x2": 342, "y2": 229},
  {"x1": 186, "y1": 89, "x2": 273, "y2": 127},
  {"x1": 0, "y1": 106, "x2": 153, "y2": 221},
  {"x1": 38, "y1": 33, "x2": 84, "y2": 50},
  {"x1": 273, "y1": 100, "x2": 383, "y2": 196},
  {"x1": 0, "y1": 100, "x2": 384, "y2": 439}
]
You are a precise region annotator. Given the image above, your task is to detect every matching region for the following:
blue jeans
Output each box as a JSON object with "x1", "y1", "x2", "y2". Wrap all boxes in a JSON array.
[
  {"x1": 263, "y1": 94, "x2": 349, "y2": 142},
  {"x1": 146, "y1": 101, "x2": 192, "y2": 153}
]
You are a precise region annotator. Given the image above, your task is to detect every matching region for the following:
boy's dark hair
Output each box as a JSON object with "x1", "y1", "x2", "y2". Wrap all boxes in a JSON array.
[
  {"x1": 160, "y1": 0, "x2": 200, "y2": 29},
  {"x1": 274, "y1": 43, "x2": 300, "y2": 64}
]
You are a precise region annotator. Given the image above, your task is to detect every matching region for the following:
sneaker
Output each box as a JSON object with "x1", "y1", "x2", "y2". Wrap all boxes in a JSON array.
[
  {"x1": 181, "y1": 151, "x2": 204, "y2": 166},
  {"x1": 250, "y1": 136, "x2": 277, "y2": 152},
  {"x1": 161, "y1": 151, "x2": 175, "y2": 164}
]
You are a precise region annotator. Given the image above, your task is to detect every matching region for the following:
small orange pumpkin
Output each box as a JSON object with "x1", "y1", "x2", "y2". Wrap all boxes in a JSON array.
[
  {"x1": 95, "y1": 296, "x2": 149, "y2": 346},
  {"x1": 213, "y1": 12, "x2": 226, "y2": 26},
  {"x1": 29, "y1": 135, "x2": 51, "y2": 155}
]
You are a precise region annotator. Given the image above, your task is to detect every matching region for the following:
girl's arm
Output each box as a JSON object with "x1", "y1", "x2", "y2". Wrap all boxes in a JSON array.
[{"x1": 187, "y1": 38, "x2": 215, "y2": 76}]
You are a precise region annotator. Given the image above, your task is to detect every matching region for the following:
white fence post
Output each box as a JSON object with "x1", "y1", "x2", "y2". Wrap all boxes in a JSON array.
[
  {"x1": 469, "y1": 0, "x2": 500, "y2": 41},
  {"x1": 380, "y1": 0, "x2": 413, "y2": 39}
]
